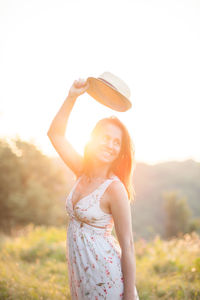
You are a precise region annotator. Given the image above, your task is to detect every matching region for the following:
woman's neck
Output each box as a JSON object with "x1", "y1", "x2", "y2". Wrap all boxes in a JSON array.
[{"x1": 86, "y1": 164, "x2": 114, "y2": 180}]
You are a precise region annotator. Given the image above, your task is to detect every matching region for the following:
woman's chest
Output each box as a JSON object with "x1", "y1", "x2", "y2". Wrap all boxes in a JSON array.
[
  {"x1": 71, "y1": 181, "x2": 100, "y2": 206},
  {"x1": 71, "y1": 180, "x2": 111, "y2": 215}
]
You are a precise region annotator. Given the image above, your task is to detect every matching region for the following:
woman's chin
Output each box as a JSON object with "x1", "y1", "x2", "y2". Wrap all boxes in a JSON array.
[{"x1": 95, "y1": 154, "x2": 116, "y2": 164}]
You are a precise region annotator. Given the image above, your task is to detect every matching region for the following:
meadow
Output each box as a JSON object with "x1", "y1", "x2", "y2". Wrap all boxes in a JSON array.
[{"x1": 0, "y1": 225, "x2": 200, "y2": 300}]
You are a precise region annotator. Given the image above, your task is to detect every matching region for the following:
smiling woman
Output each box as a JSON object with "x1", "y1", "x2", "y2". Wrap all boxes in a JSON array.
[{"x1": 47, "y1": 75, "x2": 139, "y2": 299}]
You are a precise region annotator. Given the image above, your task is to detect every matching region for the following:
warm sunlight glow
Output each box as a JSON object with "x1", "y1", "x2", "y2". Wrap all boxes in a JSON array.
[{"x1": 0, "y1": 0, "x2": 199, "y2": 165}]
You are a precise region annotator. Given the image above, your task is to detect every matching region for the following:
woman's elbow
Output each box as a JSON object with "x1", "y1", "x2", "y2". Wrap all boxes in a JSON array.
[{"x1": 121, "y1": 238, "x2": 135, "y2": 253}]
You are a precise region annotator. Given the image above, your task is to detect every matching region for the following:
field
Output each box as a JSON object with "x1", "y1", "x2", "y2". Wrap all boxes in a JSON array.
[{"x1": 0, "y1": 225, "x2": 200, "y2": 300}]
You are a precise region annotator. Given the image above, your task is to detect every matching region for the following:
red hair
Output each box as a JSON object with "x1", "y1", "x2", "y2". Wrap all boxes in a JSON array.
[{"x1": 81, "y1": 116, "x2": 136, "y2": 202}]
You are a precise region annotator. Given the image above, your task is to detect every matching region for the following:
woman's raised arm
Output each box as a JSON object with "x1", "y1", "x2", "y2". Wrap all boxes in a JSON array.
[{"x1": 47, "y1": 78, "x2": 89, "y2": 177}]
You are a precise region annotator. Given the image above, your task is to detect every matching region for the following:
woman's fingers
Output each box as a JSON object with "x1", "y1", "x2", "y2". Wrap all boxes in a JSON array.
[
  {"x1": 74, "y1": 78, "x2": 87, "y2": 88},
  {"x1": 68, "y1": 78, "x2": 89, "y2": 97}
]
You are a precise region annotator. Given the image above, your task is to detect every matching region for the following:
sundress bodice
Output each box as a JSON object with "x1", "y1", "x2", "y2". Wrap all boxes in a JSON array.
[{"x1": 66, "y1": 174, "x2": 120, "y2": 230}]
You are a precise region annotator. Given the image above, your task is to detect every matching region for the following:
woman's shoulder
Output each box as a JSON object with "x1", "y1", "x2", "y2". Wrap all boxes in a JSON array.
[{"x1": 108, "y1": 175, "x2": 127, "y2": 196}]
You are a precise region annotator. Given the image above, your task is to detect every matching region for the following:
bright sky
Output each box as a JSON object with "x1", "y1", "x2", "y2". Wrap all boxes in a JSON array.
[{"x1": 0, "y1": 0, "x2": 199, "y2": 165}]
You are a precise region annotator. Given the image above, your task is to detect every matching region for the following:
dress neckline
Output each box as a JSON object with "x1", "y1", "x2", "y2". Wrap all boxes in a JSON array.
[{"x1": 71, "y1": 174, "x2": 116, "y2": 212}]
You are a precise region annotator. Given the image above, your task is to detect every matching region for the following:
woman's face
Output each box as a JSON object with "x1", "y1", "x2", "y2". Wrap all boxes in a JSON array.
[{"x1": 90, "y1": 123, "x2": 122, "y2": 165}]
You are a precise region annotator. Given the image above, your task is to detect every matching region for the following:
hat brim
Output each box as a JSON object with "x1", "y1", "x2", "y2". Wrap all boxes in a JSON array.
[{"x1": 86, "y1": 77, "x2": 132, "y2": 112}]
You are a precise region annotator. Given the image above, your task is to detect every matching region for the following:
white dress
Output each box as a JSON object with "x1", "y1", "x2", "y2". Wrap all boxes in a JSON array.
[{"x1": 65, "y1": 174, "x2": 140, "y2": 300}]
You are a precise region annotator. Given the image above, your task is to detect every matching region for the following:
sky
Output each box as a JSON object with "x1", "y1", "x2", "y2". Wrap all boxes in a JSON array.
[{"x1": 0, "y1": 0, "x2": 200, "y2": 165}]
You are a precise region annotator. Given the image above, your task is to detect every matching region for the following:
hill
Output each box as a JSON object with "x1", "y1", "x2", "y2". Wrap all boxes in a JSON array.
[{"x1": 132, "y1": 159, "x2": 200, "y2": 240}]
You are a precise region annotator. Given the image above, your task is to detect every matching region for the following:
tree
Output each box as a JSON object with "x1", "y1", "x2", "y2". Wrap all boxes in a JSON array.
[
  {"x1": 163, "y1": 191, "x2": 192, "y2": 239},
  {"x1": 0, "y1": 138, "x2": 70, "y2": 233}
]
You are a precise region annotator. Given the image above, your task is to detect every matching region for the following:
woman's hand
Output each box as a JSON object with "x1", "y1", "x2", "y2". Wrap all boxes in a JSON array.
[{"x1": 68, "y1": 78, "x2": 89, "y2": 98}]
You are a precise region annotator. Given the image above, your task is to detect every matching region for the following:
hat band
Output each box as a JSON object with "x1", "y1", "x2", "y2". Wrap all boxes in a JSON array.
[{"x1": 97, "y1": 77, "x2": 118, "y2": 92}]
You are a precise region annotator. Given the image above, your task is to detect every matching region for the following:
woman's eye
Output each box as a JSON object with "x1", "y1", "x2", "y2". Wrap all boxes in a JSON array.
[
  {"x1": 101, "y1": 135, "x2": 120, "y2": 146},
  {"x1": 102, "y1": 135, "x2": 109, "y2": 141}
]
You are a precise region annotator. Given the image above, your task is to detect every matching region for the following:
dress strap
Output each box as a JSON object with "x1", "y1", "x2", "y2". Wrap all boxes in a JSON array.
[{"x1": 96, "y1": 176, "x2": 121, "y2": 200}]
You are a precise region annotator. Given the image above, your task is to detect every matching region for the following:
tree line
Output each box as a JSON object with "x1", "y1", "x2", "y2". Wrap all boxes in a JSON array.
[{"x1": 0, "y1": 137, "x2": 199, "y2": 239}]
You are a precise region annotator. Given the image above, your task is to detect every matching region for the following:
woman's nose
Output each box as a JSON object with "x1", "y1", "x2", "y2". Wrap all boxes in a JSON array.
[{"x1": 105, "y1": 140, "x2": 114, "y2": 149}]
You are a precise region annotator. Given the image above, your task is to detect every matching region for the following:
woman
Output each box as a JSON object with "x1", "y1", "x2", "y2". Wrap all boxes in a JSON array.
[{"x1": 47, "y1": 78, "x2": 139, "y2": 300}]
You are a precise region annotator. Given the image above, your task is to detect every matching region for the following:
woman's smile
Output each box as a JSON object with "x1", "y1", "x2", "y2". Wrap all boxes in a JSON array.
[
  {"x1": 100, "y1": 148, "x2": 116, "y2": 157},
  {"x1": 101, "y1": 150, "x2": 114, "y2": 158}
]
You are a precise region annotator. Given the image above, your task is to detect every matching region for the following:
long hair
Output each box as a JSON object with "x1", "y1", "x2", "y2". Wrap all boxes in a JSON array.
[{"x1": 81, "y1": 116, "x2": 136, "y2": 202}]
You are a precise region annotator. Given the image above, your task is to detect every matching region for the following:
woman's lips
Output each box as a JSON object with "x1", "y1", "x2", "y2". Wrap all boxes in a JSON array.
[{"x1": 101, "y1": 149, "x2": 114, "y2": 156}]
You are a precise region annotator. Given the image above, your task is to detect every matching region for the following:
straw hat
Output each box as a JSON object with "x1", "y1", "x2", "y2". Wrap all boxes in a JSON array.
[{"x1": 86, "y1": 72, "x2": 132, "y2": 112}]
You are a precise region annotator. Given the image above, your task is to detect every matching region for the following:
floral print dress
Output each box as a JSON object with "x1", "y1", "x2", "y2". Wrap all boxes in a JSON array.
[{"x1": 65, "y1": 174, "x2": 140, "y2": 300}]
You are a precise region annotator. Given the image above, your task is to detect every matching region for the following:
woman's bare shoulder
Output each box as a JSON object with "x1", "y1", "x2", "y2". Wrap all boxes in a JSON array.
[{"x1": 107, "y1": 177, "x2": 128, "y2": 202}]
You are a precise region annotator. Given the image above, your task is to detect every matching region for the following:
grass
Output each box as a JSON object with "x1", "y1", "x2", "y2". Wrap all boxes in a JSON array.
[
  {"x1": 135, "y1": 232, "x2": 200, "y2": 299},
  {"x1": 0, "y1": 225, "x2": 200, "y2": 299},
  {"x1": 0, "y1": 225, "x2": 70, "y2": 300}
]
